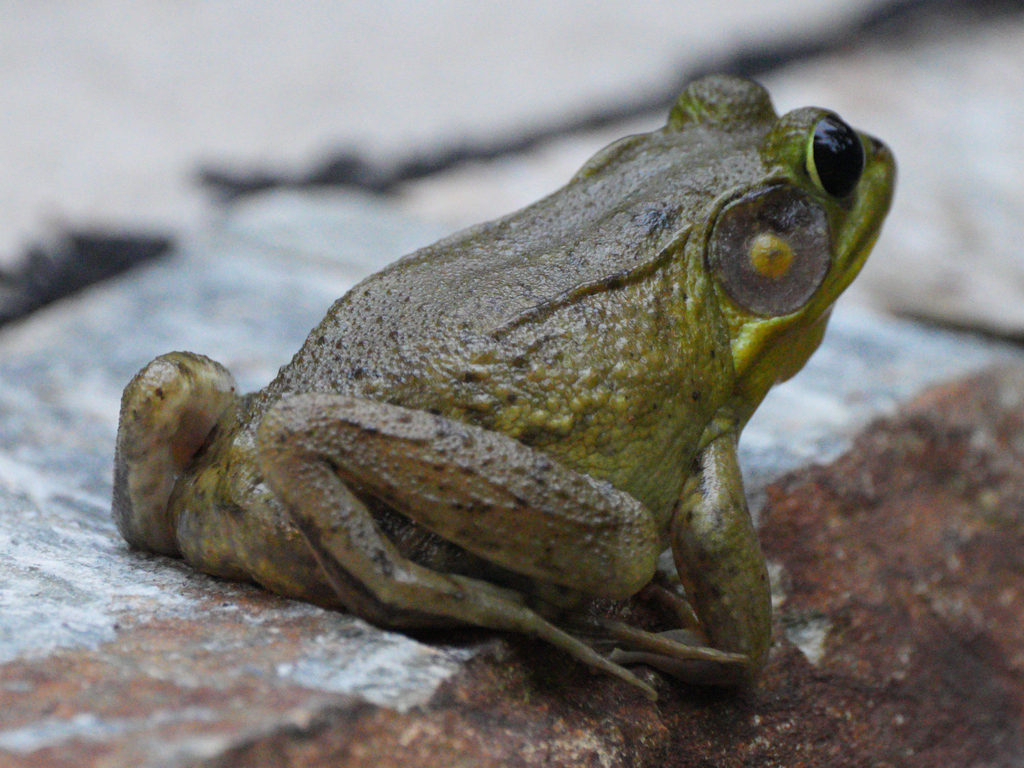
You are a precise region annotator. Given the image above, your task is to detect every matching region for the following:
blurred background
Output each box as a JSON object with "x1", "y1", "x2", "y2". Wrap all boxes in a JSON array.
[{"x1": 1, "y1": 0, "x2": 1023, "y2": 336}]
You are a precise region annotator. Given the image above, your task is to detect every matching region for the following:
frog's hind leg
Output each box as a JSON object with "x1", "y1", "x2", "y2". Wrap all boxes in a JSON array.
[
  {"x1": 255, "y1": 393, "x2": 659, "y2": 699},
  {"x1": 112, "y1": 352, "x2": 237, "y2": 555}
]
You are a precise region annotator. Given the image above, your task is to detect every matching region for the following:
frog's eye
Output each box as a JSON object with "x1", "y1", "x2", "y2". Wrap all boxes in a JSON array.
[
  {"x1": 807, "y1": 116, "x2": 864, "y2": 198},
  {"x1": 708, "y1": 185, "x2": 831, "y2": 317}
]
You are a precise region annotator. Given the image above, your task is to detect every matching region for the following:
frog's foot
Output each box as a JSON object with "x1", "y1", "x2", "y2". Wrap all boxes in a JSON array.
[
  {"x1": 256, "y1": 393, "x2": 660, "y2": 700},
  {"x1": 578, "y1": 579, "x2": 750, "y2": 684},
  {"x1": 584, "y1": 618, "x2": 749, "y2": 686},
  {"x1": 112, "y1": 352, "x2": 237, "y2": 555},
  {"x1": 637, "y1": 578, "x2": 703, "y2": 633}
]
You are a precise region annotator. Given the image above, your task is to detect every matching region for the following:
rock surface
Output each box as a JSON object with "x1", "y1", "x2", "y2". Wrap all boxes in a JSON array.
[{"x1": 2, "y1": 193, "x2": 1024, "y2": 766}]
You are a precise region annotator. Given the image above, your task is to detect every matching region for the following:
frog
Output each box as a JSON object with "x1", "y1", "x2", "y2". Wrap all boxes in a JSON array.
[{"x1": 112, "y1": 75, "x2": 895, "y2": 700}]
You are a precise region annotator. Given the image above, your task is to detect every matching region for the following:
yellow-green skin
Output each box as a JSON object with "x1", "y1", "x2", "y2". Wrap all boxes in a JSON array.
[{"x1": 113, "y1": 76, "x2": 895, "y2": 698}]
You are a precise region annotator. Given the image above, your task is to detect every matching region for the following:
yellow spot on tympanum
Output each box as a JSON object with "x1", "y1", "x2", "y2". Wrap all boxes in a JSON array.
[{"x1": 748, "y1": 232, "x2": 794, "y2": 280}]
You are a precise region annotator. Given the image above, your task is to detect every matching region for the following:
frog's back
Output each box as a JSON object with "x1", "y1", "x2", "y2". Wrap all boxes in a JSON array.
[{"x1": 268, "y1": 123, "x2": 764, "y2": 405}]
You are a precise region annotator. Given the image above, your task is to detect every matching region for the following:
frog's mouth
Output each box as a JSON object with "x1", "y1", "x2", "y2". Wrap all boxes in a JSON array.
[{"x1": 816, "y1": 134, "x2": 897, "y2": 310}]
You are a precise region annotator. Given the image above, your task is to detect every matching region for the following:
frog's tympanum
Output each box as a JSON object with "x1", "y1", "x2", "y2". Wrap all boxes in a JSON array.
[{"x1": 113, "y1": 76, "x2": 895, "y2": 699}]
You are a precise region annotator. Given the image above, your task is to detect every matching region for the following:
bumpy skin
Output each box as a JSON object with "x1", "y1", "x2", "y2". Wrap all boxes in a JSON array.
[{"x1": 113, "y1": 76, "x2": 896, "y2": 698}]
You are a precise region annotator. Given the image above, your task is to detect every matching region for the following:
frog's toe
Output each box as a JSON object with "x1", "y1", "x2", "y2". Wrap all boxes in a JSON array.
[
  {"x1": 112, "y1": 352, "x2": 236, "y2": 555},
  {"x1": 608, "y1": 643, "x2": 747, "y2": 685},
  {"x1": 586, "y1": 619, "x2": 749, "y2": 686}
]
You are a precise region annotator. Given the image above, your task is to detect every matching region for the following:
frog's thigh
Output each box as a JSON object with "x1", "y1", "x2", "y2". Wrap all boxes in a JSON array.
[
  {"x1": 260, "y1": 393, "x2": 659, "y2": 600},
  {"x1": 255, "y1": 395, "x2": 657, "y2": 699},
  {"x1": 112, "y1": 352, "x2": 237, "y2": 556}
]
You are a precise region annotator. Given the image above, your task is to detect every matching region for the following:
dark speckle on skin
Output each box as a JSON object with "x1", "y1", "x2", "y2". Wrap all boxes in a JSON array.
[{"x1": 634, "y1": 204, "x2": 679, "y2": 236}]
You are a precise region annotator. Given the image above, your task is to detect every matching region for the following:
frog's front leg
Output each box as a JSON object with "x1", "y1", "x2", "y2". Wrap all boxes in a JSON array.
[
  {"x1": 611, "y1": 431, "x2": 771, "y2": 684},
  {"x1": 256, "y1": 393, "x2": 668, "y2": 697}
]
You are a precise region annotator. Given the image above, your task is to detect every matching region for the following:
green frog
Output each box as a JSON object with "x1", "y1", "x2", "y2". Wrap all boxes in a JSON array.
[{"x1": 113, "y1": 75, "x2": 895, "y2": 699}]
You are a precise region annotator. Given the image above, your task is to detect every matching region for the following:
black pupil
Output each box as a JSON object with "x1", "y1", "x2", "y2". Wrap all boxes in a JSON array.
[{"x1": 812, "y1": 116, "x2": 864, "y2": 198}]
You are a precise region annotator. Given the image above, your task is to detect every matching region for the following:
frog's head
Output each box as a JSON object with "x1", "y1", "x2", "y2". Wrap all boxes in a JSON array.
[{"x1": 670, "y1": 75, "x2": 896, "y2": 421}]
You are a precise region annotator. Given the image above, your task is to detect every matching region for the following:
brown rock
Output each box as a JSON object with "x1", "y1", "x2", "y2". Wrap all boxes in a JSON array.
[
  {"x1": 755, "y1": 365, "x2": 1024, "y2": 767},
  {"x1": 5, "y1": 366, "x2": 1023, "y2": 767}
]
